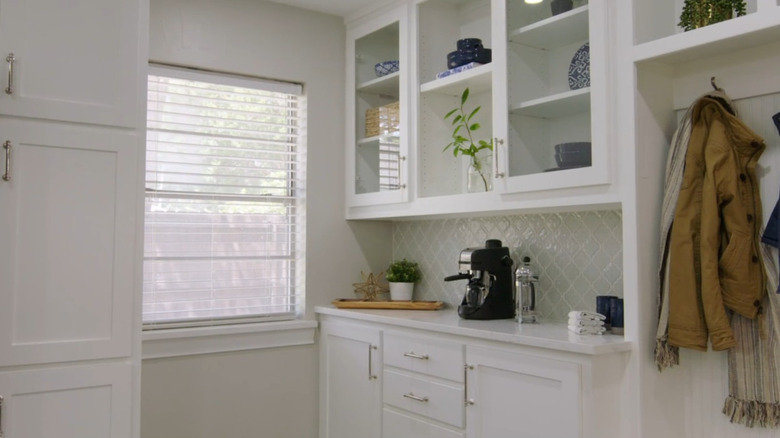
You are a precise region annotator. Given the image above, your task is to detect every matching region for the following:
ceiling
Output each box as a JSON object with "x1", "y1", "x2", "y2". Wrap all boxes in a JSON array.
[{"x1": 269, "y1": 0, "x2": 388, "y2": 17}]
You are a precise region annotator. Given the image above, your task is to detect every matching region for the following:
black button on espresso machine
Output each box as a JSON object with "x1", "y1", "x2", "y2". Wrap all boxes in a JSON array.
[{"x1": 444, "y1": 239, "x2": 515, "y2": 320}]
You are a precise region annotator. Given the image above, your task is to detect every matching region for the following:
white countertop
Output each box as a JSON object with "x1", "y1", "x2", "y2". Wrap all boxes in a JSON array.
[{"x1": 315, "y1": 306, "x2": 632, "y2": 356}]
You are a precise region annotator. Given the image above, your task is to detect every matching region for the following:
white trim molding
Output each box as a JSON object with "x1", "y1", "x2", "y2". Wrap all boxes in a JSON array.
[{"x1": 141, "y1": 320, "x2": 318, "y2": 359}]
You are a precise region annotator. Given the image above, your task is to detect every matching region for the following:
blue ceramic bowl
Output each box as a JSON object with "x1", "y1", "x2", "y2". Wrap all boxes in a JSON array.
[
  {"x1": 447, "y1": 47, "x2": 492, "y2": 69},
  {"x1": 457, "y1": 38, "x2": 483, "y2": 51},
  {"x1": 375, "y1": 60, "x2": 399, "y2": 77}
]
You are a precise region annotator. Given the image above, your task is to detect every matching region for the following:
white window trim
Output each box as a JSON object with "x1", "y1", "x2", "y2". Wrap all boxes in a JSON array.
[{"x1": 141, "y1": 319, "x2": 317, "y2": 359}]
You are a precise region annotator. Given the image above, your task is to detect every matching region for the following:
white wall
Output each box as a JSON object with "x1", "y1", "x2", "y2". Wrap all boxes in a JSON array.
[{"x1": 142, "y1": 1, "x2": 392, "y2": 437}]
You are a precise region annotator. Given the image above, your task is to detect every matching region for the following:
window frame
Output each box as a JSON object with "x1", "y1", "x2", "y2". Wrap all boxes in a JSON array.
[{"x1": 141, "y1": 63, "x2": 307, "y2": 333}]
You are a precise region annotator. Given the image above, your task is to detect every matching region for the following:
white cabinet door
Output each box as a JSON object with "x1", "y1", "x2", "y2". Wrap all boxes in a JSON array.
[
  {"x1": 466, "y1": 345, "x2": 582, "y2": 438},
  {"x1": 346, "y1": 5, "x2": 410, "y2": 208},
  {"x1": 0, "y1": 0, "x2": 141, "y2": 128},
  {"x1": 320, "y1": 322, "x2": 382, "y2": 438},
  {"x1": 0, "y1": 362, "x2": 132, "y2": 438},
  {"x1": 0, "y1": 119, "x2": 138, "y2": 366}
]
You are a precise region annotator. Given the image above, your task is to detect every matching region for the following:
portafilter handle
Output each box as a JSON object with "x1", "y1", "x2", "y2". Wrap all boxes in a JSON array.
[{"x1": 444, "y1": 273, "x2": 472, "y2": 282}]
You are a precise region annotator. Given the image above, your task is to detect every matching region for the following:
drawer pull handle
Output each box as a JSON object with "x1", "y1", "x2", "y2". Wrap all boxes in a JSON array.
[
  {"x1": 403, "y1": 392, "x2": 429, "y2": 403},
  {"x1": 368, "y1": 344, "x2": 378, "y2": 381},
  {"x1": 403, "y1": 351, "x2": 429, "y2": 360},
  {"x1": 5, "y1": 53, "x2": 14, "y2": 95}
]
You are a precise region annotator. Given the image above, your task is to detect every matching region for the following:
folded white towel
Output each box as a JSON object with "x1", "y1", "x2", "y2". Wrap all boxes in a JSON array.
[
  {"x1": 568, "y1": 310, "x2": 606, "y2": 321},
  {"x1": 568, "y1": 325, "x2": 606, "y2": 335},
  {"x1": 568, "y1": 317, "x2": 605, "y2": 327}
]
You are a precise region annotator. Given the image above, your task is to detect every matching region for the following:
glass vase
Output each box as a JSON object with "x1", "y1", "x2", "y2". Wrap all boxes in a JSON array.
[{"x1": 467, "y1": 152, "x2": 493, "y2": 193}]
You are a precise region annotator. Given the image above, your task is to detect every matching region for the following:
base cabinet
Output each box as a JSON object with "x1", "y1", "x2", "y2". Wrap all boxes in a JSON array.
[
  {"x1": 0, "y1": 363, "x2": 133, "y2": 438},
  {"x1": 318, "y1": 313, "x2": 627, "y2": 438},
  {"x1": 465, "y1": 345, "x2": 581, "y2": 438},
  {"x1": 320, "y1": 321, "x2": 382, "y2": 438}
]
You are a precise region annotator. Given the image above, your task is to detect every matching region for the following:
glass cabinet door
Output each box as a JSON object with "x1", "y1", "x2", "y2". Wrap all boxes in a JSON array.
[
  {"x1": 347, "y1": 8, "x2": 409, "y2": 207},
  {"x1": 496, "y1": 0, "x2": 610, "y2": 194}
]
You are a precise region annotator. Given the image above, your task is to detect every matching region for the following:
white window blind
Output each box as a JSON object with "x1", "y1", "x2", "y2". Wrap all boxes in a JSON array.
[{"x1": 143, "y1": 64, "x2": 305, "y2": 329}]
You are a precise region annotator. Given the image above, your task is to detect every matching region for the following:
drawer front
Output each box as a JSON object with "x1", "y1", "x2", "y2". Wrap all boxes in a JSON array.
[
  {"x1": 383, "y1": 408, "x2": 465, "y2": 438},
  {"x1": 384, "y1": 332, "x2": 464, "y2": 382},
  {"x1": 383, "y1": 369, "x2": 465, "y2": 428}
]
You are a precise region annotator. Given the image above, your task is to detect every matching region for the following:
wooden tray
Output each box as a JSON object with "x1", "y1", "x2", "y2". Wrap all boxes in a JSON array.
[{"x1": 332, "y1": 299, "x2": 444, "y2": 310}]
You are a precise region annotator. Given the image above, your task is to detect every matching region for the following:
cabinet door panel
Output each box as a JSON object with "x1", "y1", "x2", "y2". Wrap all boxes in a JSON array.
[
  {"x1": 466, "y1": 345, "x2": 581, "y2": 438},
  {"x1": 0, "y1": 363, "x2": 132, "y2": 438},
  {"x1": 0, "y1": 120, "x2": 138, "y2": 365},
  {"x1": 0, "y1": 0, "x2": 140, "y2": 127},
  {"x1": 321, "y1": 324, "x2": 381, "y2": 438}
]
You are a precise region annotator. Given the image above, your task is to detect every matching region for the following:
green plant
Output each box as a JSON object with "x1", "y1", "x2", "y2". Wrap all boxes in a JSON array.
[
  {"x1": 443, "y1": 88, "x2": 493, "y2": 191},
  {"x1": 386, "y1": 259, "x2": 421, "y2": 283},
  {"x1": 678, "y1": 0, "x2": 746, "y2": 31}
]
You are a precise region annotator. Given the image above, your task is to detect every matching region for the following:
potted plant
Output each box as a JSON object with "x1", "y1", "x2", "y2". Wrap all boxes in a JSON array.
[
  {"x1": 386, "y1": 258, "x2": 422, "y2": 301},
  {"x1": 444, "y1": 88, "x2": 494, "y2": 192},
  {"x1": 678, "y1": 0, "x2": 746, "y2": 31}
]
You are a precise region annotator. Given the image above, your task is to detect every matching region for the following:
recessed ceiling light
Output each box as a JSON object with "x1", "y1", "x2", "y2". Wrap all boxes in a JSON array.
[{"x1": 525, "y1": 0, "x2": 544, "y2": 4}]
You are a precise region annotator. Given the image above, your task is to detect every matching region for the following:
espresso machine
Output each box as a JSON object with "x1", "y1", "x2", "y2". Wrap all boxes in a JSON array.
[{"x1": 444, "y1": 239, "x2": 515, "y2": 320}]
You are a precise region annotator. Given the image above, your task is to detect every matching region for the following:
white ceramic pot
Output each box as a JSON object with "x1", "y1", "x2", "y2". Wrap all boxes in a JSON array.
[{"x1": 389, "y1": 282, "x2": 414, "y2": 301}]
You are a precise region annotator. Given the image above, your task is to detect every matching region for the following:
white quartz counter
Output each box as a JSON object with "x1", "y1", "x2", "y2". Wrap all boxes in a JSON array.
[{"x1": 315, "y1": 306, "x2": 632, "y2": 356}]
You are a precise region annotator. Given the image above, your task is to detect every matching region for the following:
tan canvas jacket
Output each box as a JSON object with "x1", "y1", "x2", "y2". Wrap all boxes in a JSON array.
[{"x1": 667, "y1": 97, "x2": 766, "y2": 352}]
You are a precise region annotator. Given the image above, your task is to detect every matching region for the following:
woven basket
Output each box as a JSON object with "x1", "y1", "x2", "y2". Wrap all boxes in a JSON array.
[{"x1": 365, "y1": 101, "x2": 400, "y2": 137}]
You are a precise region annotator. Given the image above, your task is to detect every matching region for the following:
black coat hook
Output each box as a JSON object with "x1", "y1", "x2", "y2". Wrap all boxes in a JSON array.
[{"x1": 711, "y1": 76, "x2": 723, "y2": 91}]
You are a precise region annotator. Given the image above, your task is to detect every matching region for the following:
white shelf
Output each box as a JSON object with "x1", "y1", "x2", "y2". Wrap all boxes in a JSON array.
[
  {"x1": 357, "y1": 133, "x2": 400, "y2": 145},
  {"x1": 357, "y1": 71, "x2": 400, "y2": 97},
  {"x1": 509, "y1": 5, "x2": 589, "y2": 50},
  {"x1": 633, "y1": 11, "x2": 780, "y2": 65},
  {"x1": 510, "y1": 87, "x2": 591, "y2": 118},
  {"x1": 420, "y1": 63, "x2": 493, "y2": 95}
]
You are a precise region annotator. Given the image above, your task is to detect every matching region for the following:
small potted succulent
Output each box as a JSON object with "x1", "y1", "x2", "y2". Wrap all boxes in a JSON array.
[{"x1": 386, "y1": 259, "x2": 422, "y2": 301}]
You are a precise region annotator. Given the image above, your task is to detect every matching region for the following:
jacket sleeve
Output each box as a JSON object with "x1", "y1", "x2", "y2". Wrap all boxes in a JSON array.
[{"x1": 698, "y1": 107, "x2": 737, "y2": 351}]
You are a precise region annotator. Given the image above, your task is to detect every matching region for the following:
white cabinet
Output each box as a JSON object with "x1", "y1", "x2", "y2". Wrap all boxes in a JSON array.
[
  {"x1": 0, "y1": 120, "x2": 138, "y2": 366},
  {"x1": 494, "y1": 0, "x2": 611, "y2": 194},
  {"x1": 0, "y1": 1, "x2": 145, "y2": 437},
  {"x1": 318, "y1": 312, "x2": 628, "y2": 438},
  {"x1": 319, "y1": 321, "x2": 382, "y2": 438},
  {"x1": 346, "y1": 5, "x2": 410, "y2": 207},
  {"x1": 0, "y1": 363, "x2": 133, "y2": 438},
  {"x1": 0, "y1": 0, "x2": 142, "y2": 128},
  {"x1": 345, "y1": 0, "x2": 619, "y2": 219},
  {"x1": 465, "y1": 345, "x2": 581, "y2": 438}
]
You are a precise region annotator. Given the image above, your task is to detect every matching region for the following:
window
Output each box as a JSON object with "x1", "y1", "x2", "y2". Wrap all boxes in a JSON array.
[{"x1": 143, "y1": 64, "x2": 305, "y2": 329}]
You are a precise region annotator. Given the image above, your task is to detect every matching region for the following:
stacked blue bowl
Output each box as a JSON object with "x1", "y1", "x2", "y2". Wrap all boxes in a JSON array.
[{"x1": 446, "y1": 38, "x2": 492, "y2": 70}]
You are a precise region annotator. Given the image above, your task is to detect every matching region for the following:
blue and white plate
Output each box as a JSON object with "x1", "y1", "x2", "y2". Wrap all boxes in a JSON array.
[{"x1": 568, "y1": 42, "x2": 590, "y2": 90}]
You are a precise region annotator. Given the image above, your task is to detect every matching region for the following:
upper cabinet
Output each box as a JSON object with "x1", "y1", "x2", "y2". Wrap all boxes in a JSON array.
[
  {"x1": 494, "y1": 0, "x2": 611, "y2": 194},
  {"x1": 0, "y1": 0, "x2": 142, "y2": 128},
  {"x1": 347, "y1": 5, "x2": 410, "y2": 207},
  {"x1": 345, "y1": 0, "x2": 619, "y2": 219}
]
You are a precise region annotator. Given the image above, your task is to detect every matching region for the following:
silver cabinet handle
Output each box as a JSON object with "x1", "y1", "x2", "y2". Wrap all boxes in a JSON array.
[
  {"x1": 5, "y1": 53, "x2": 14, "y2": 95},
  {"x1": 465, "y1": 364, "x2": 475, "y2": 406},
  {"x1": 493, "y1": 138, "x2": 505, "y2": 178},
  {"x1": 368, "y1": 344, "x2": 378, "y2": 381},
  {"x1": 403, "y1": 351, "x2": 429, "y2": 360},
  {"x1": 0, "y1": 394, "x2": 4, "y2": 438},
  {"x1": 2, "y1": 141, "x2": 10, "y2": 182},
  {"x1": 403, "y1": 392, "x2": 429, "y2": 403}
]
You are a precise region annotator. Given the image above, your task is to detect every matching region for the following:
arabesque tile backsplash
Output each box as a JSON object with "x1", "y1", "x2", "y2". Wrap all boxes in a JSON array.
[{"x1": 392, "y1": 210, "x2": 623, "y2": 322}]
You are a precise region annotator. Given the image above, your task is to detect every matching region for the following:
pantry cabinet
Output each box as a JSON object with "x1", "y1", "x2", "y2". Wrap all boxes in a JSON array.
[
  {"x1": 0, "y1": 120, "x2": 138, "y2": 366},
  {"x1": 317, "y1": 310, "x2": 629, "y2": 438},
  {"x1": 319, "y1": 321, "x2": 382, "y2": 438},
  {"x1": 0, "y1": 1, "x2": 145, "y2": 437},
  {"x1": 0, "y1": 0, "x2": 141, "y2": 128},
  {"x1": 345, "y1": 0, "x2": 619, "y2": 219},
  {"x1": 0, "y1": 363, "x2": 133, "y2": 438}
]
